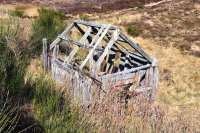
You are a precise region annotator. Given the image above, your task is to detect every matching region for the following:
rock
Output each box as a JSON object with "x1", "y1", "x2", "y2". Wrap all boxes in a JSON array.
[{"x1": 191, "y1": 44, "x2": 200, "y2": 52}]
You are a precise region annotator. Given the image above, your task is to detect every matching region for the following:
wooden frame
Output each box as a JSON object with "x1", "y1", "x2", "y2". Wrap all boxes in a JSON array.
[{"x1": 43, "y1": 20, "x2": 159, "y2": 106}]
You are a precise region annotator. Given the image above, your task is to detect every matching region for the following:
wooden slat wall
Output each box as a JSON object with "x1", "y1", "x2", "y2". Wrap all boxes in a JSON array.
[
  {"x1": 51, "y1": 58, "x2": 103, "y2": 106},
  {"x1": 49, "y1": 56, "x2": 158, "y2": 105}
]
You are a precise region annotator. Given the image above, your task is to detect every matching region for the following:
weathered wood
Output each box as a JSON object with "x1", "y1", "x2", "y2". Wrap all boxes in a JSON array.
[
  {"x1": 46, "y1": 20, "x2": 159, "y2": 107},
  {"x1": 51, "y1": 57, "x2": 105, "y2": 105},
  {"x1": 111, "y1": 44, "x2": 148, "y2": 63},
  {"x1": 100, "y1": 64, "x2": 151, "y2": 80},
  {"x1": 94, "y1": 29, "x2": 119, "y2": 74},
  {"x1": 120, "y1": 33, "x2": 152, "y2": 63},
  {"x1": 150, "y1": 58, "x2": 159, "y2": 100},
  {"x1": 74, "y1": 23, "x2": 93, "y2": 43},
  {"x1": 64, "y1": 27, "x2": 92, "y2": 63},
  {"x1": 58, "y1": 36, "x2": 103, "y2": 51},
  {"x1": 50, "y1": 23, "x2": 74, "y2": 50},
  {"x1": 80, "y1": 25, "x2": 111, "y2": 70},
  {"x1": 74, "y1": 20, "x2": 117, "y2": 30},
  {"x1": 42, "y1": 38, "x2": 48, "y2": 72},
  {"x1": 52, "y1": 45, "x2": 59, "y2": 59}
]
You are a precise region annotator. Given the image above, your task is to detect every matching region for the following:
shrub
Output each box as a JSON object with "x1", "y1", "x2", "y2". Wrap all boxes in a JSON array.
[
  {"x1": 79, "y1": 14, "x2": 90, "y2": 21},
  {"x1": 0, "y1": 19, "x2": 28, "y2": 95},
  {"x1": 125, "y1": 24, "x2": 142, "y2": 37},
  {"x1": 30, "y1": 8, "x2": 66, "y2": 55},
  {"x1": 26, "y1": 73, "x2": 94, "y2": 132},
  {"x1": 9, "y1": 7, "x2": 24, "y2": 17}
]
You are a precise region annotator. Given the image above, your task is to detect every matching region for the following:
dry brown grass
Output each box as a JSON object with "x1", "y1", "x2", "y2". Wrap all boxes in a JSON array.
[
  {"x1": 0, "y1": 4, "x2": 39, "y2": 18},
  {"x1": 82, "y1": 92, "x2": 200, "y2": 133},
  {"x1": 133, "y1": 37, "x2": 200, "y2": 109}
]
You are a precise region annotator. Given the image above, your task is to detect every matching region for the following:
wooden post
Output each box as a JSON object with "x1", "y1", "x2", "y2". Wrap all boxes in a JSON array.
[
  {"x1": 43, "y1": 38, "x2": 48, "y2": 72},
  {"x1": 151, "y1": 58, "x2": 159, "y2": 100}
]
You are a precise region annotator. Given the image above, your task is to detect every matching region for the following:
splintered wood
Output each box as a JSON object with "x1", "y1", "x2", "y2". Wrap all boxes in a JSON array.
[{"x1": 43, "y1": 20, "x2": 159, "y2": 107}]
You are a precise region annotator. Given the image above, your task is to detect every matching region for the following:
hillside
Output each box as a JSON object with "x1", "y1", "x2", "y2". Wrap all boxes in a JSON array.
[
  {"x1": 0, "y1": 0, "x2": 160, "y2": 13},
  {"x1": 0, "y1": 0, "x2": 200, "y2": 132}
]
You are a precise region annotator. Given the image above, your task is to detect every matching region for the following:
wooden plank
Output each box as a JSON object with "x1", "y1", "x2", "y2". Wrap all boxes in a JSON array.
[
  {"x1": 52, "y1": 45, "x2": 59, "y2": 59},
  {"x1": 94, "y1": 30, "x2": 148, "y2": 63},
  {"x1": 74, "y1": 20, "x2": 117, "y2": 30},
  {"x1": 50, "y1": 23, "x2": 74, "y2": 50},
  {"x1": 111, "y1": 44, "x2": 148, "y2": 63},
  {"x1": 64, "y1": 27, "x2": 92, "y2": 63},
  {"x1": 101, "y1": 71, "x2": 136, "y2": 82},
  {"x1": 120, "y1": 33, "x2": 152, "y2": 63},
  {"x1": 150, "y1": 58, "x2": 159, "y2": 100},
  {"x1": 94, "y1": 29, "x2": 119, "y2": 74},
  {"x1": 74, "y1": 23, "x2": 93, "y2": 43},
  {"x1": 100, "y1": 64, "x2": 151, "y2": 80},
  {"x1": 91, "y1": 27, "x2": 125, "y2": 43},
  {"x1": 80, "y1": 25, "x2": 110, "y2": 70},
  {"x1": 42, "y1": 38, "x2": 48, "y2": 72},
  {"x1": 58, "y1": 36, "x2": 103, "y2": 51},
  {"x1": 88, "y1": 26, "x2": 105, "y2": 47}
]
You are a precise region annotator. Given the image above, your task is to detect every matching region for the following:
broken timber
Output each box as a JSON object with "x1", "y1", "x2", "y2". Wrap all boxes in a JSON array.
[{"x1": 43, "y1": 20, "x2": 159, "y2": 106}]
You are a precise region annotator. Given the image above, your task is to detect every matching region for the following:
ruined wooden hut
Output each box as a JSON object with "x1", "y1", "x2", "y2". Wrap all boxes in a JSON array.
[{"x1": 43, "y1": 20, "x2": 158, "y2": 106}]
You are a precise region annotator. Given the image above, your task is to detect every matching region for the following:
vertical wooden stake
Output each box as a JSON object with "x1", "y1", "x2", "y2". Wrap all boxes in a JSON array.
[
  {"x1": 43, "y1": 38, "x2": 48, "y2": 72},
  {"x1": 151, "y1": 58, "x2": 159, "y2": 100}
]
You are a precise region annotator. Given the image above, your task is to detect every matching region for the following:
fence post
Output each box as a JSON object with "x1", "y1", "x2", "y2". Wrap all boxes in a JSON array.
[
  {"x1": 42, "y1": 38, "x2": 48, "y2": 72},
  {"x1": 151, "y1": 58, "x2": 159, "y2": 100}
]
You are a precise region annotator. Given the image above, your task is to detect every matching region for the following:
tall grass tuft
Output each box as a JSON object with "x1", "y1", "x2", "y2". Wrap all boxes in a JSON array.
[
  {"x1": 0, "y1": 105, "x2": 19, "y2": 133},
  {"x1": 0, "y1": 92, "x2": 19, "y2": 133}
]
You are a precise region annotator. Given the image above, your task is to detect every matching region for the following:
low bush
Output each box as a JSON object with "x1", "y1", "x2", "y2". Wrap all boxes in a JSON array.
[
  {"x1": 30, "y1": 8, "x2": 66, "y2": 55},
  {"x1": 79, "y1": 14, "x2": 90, "y2": 20},
  {"x1": 9, "y1": 7, "x2": 25, "y2": 17},
  {"x1": 125, "y1": 24, "x2": 142, "y2": 37},
  {"x1": 25, "y1": 73, "x2": 94, "y2": 132},
  {"x1": 0, "y1": 19, "x2": 29, "y2": 95}
]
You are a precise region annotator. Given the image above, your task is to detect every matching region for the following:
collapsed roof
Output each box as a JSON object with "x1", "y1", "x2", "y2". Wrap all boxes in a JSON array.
[{"x1": 43, "y1": 20, "x2": 158, "y2": 103}]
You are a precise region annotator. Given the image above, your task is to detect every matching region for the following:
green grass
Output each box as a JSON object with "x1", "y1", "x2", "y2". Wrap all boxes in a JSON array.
[
  {"x1": 125, "y1": 24, "x2": 142, "y2": 37},
  {"x1": 25, "y1": 73, "x2": 94, "y2": 132},
  {"x1": 0, "y1": 105, "x2": 19, "y2": 133},
  {"x1": 79, "y1": 14, "x2": 90, "y2": 21}
]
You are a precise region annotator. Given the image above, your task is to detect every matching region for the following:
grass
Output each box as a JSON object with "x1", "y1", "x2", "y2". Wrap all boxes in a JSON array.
[
  {"x1": 9, "y1": 7, "x2": 25, "y2": 17},
  {"x1": 125, "y1": 24, "x2": 142, "y2": 37},
  {"x1": 25, "y1": 67, "x2": 94, "y2": 132},
  {"x1": 133, "y1": 37, "x2": 200, "y2": 108},
  {"x1": 0, "y1": 102, "x2": 19, "y2": 133},
  {"x1": 79, "y1": 14, "x2": 90, "y2": 20}
]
